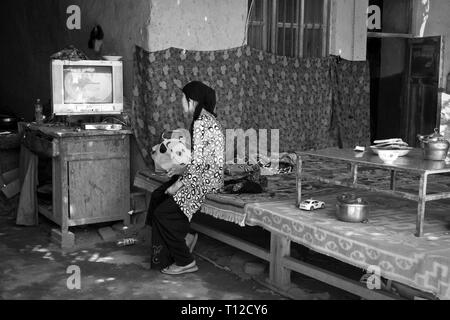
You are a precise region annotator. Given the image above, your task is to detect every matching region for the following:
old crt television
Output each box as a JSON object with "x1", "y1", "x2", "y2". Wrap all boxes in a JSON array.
[{"x1": 51, "y1": 60, "x2": 123, "y2": 115}]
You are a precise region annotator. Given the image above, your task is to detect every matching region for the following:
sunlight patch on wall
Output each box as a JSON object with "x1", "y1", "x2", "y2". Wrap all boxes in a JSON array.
[
  {"x1": 439, "y1": 93, "x2": 450, "y2": 141},
  {"x1": 418, "y1": 0, "x2": 430, "y2": 37}
]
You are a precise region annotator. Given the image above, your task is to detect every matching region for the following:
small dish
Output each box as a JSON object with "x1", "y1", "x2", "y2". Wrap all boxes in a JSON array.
[{"x1": 102, "y1": 56, "x2": 122, "y2": 61}]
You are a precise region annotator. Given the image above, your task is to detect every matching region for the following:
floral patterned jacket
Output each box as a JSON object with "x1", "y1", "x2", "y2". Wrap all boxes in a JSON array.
[{"x1": 173, "y1": 110, "x2": 225, "y2": 221}]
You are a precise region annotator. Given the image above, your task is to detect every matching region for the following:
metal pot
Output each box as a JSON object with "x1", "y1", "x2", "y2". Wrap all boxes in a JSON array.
[
  {"x1": 336, "y1": 194, "x2": 369, "y2": 223},
  {"x1": 417, "y1": 128, "x2": 450, "y2": 161},
  {"x1": 0, "y1": 114, "x2": 18, "y2": 131}
]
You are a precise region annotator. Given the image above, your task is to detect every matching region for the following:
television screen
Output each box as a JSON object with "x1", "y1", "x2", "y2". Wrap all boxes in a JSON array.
[
  {"x1": 63, "y1": 66, "x2": 113, "y2": 104},
  {"x1": 51, "y1": 59, "x2": 123, "y2": 115}
]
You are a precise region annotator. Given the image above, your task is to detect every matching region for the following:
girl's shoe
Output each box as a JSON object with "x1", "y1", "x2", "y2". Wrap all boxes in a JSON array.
[{"x1": 161, "y1": 261, "x2": 198, "y2": 275}]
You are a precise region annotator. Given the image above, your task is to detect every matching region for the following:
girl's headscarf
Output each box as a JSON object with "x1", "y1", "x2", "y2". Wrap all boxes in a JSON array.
[{"x1": 182, "y1": 81, "x2": 217, "y2": 135}]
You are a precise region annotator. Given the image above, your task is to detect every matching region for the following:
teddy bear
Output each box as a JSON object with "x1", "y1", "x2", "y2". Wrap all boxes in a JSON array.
[{"x1": 151, "y1": 129, "x2": 191, "y2": 174}]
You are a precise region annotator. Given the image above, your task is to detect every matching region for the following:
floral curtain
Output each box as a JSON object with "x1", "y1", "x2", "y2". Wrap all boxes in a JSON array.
[{"x1": 131, "y1": 45, "x2": 370, "y2": 166}]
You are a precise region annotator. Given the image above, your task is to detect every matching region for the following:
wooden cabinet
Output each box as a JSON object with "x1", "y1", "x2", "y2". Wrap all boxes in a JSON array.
[{"x1": 22, "y1": 124, "x2": 131, "y2": 247}]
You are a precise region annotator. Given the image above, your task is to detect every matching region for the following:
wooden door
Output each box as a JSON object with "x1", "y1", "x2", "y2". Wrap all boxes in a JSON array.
[{"x1": 404, "y1": 36, "x2": 443, "y2": 146}]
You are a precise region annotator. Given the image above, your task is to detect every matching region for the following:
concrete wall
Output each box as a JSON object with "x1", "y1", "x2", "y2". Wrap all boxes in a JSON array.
[
  {"x1": 147, "y1": 0, "x2": 247, "y2": 51},
  {"x1": 329, "y1": 0, "x2": 368, "y2": 61}
]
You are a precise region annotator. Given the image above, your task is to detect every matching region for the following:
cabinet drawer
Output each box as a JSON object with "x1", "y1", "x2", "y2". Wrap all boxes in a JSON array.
[{"x1": 60, "y1": 135, "x2": 129, "y2": 159}]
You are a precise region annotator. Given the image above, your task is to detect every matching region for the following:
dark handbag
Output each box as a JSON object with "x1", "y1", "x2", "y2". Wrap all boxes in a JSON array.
[{"x1": 223, "y1": 164, "x2": 267, "y2": 194}]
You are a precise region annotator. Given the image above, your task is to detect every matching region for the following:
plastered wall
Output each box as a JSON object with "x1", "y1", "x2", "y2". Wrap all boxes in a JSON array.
[
  {"x1": 329, "y1": 0, "x2": 368, "y2": 61},
  {"x1": 147, "y1": 0, "x2": 247, "y2": 51}
]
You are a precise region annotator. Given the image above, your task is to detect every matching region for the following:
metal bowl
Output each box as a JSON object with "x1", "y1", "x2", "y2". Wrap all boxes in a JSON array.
[
  {"x1": 335, "y1": 202, "x2": 369, "y2": 223},
  {"x1": 0, "y1": 114, "x2": 18, "y2": 131}
]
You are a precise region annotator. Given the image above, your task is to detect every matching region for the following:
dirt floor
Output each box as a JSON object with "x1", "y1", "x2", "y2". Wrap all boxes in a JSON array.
[{"x1": 0, "y1": 213, "x2": 357, "y2": 300}]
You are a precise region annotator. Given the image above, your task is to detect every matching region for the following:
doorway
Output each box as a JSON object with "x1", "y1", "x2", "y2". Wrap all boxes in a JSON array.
[
  {"x1": 367, "y1": 36, "x2": 408, "y2": 142},
  {"x1": 368, "y1": 36, "x2": 442, "y2": 146},
  {"x1": 366, "y1": 0, "x2": 443, "y2": 146}
]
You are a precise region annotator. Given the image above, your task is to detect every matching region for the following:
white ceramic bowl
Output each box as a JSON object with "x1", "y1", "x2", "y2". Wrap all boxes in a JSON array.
[
  {"x1": 377, "y1": 149, "x2": 400, "y2": 163},
  {"x1": 370, "y1": 146, "x2": 412, "y2": 157}
]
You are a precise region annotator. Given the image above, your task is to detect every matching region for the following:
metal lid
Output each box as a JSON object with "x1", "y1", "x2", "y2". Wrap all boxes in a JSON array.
[
  {"x1": 428, "y1": 128, "x2": 445, "y2": 141},
  {"x1": 419, "y1": 128, "x2": 446, "y2": 142}
]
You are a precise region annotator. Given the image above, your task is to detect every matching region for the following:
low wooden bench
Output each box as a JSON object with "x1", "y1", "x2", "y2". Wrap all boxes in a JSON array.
[{"x1": 132, "y1": 170, "x2": 412, "y2": 300}]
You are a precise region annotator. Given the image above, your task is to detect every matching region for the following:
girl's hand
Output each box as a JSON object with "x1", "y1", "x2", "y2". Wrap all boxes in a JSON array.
[
  {"x1": 165, "y1": 180, "x2": 183, "y2": 196},
  {"x1": 167, "y1": 165, "x2": 187, "y2": 178}
]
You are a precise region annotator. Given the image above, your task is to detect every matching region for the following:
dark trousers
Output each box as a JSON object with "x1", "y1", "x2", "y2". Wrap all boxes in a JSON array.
[{"x1": 146, "y1": 176, "x2": 194, "y2": 270}]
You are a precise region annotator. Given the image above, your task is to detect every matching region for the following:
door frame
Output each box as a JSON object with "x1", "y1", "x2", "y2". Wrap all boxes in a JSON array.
[{"x1": 437, "y1": 36, "x2": 446, "y2": 127}]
